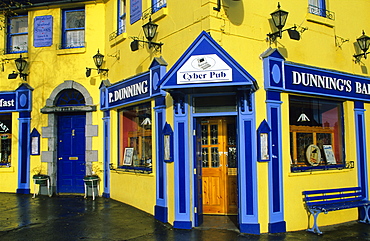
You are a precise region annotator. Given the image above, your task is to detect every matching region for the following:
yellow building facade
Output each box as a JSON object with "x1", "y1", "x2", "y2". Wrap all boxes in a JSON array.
[{"x1": 1, "y1": 0, "x2": 370, "y2": 234}]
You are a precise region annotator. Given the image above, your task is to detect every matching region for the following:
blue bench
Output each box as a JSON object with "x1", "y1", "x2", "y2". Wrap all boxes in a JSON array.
[{"x1": 302, "y1": 187, "x2": 370, "y2": 234}]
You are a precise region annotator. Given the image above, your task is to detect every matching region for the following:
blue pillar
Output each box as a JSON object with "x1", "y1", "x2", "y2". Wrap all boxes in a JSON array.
[
  {"x1": 238, "y1": 91, "x2": 260, "y2": 235},
  {"x1": 266, "y1": 91, "x2": 286, "y2": 233},
  {"x1": 154, "y1": 96, "x2": 168, "y2": 223},
  {"x1": 172, "y1": 95, "x2": 192, "y2": 229},
  {"x1": 102, "y1": 111, "x2": 110, "y2": 198},
  {"x1": 354, "y1": 101, "x2": 368, "y2": 194},
  {"x1": 17, "y1": 111, "x2": 31, "y2": 194}
]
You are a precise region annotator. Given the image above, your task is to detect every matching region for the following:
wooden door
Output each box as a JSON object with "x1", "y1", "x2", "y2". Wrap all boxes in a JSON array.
[{"x1": 201, "y1": 117, "x2": 237, "y2": 214}]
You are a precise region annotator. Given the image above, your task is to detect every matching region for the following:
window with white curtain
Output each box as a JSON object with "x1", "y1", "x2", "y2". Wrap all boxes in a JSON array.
[
  {"x1": 62, "y1": 9, "x2": 85, "y2": 48},
  {"x1": 7, "y1": 15, "x2": 28, "y2": 53}
]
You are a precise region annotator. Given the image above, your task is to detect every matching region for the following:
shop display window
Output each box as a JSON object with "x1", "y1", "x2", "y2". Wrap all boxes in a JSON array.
[
  {"x1": 118, "y1": 103, "x2": 152, "y2": 173},
  {"x1": 0, "y1": 114, "x2": 12, "y2": 167},
  {"x1": 289, "y1": 95, "x2": 344, "y2": 172}
]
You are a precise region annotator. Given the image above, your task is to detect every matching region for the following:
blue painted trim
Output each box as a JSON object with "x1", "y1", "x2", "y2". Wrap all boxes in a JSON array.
[
  {"x1": 355, "y1": 101, "x2": 364, "y2": 109},
  {"x1": 268, "y1": 221, "x2": 286, "y2": 233},
  {"x1": 174, "y1": 99, "x2": 191, "y2": 226},
  {"x1": 244, "y1": 121, "x2": 254, "y2": 215},
  {"x1": 239, "y1": 223, "x2": 260, "y2": 235},
  {"x1": 178, "y1": 123, "x2": 186, "y2": 213},
  {"x1": 103, "y1": 111, "x2": 111, "y2": 196},
  {"x1": 155, "y1": 101, "x2": 168, "y2": 221},
  {"x1": 160, "y1": 31, "x2": 258, "y2": 92},
  {"x1": 17, "y1": 114, "x2": 31, "y2": 192},
  {"x1": 237, "y1": 92, "x2": 259, "y2": 233},
  {"x1": 266, "y1": 90, "x2": 281, "y2": 101},
  {"x1": 102, "y1": 193, "x2": 110, "y2": 198},
  {"x1": 173, "y1": 221, "x2": 192, "y2": 229},
  {"x1": 266, "y1": 93, "x2": 285, "y2": 230},
  {"x1": 154, "y1": 205, "x2": 168, "y2": 223},
  {"x1": 16, "y1": 188, "x2": 30, "y2": 194},
  {"x1": 355, "y1": 108, "x2": 368, "y2": 198}
]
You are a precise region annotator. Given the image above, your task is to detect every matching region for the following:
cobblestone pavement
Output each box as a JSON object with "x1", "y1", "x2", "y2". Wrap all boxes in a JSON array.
[{"x1": 0, "y1": 193, "x2": 370, "y2": 240}]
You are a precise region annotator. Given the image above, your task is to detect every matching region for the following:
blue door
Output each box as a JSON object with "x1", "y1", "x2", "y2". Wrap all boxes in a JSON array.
[
  {"x1": 57, "y1": 114, "x2": 86, "y2": 193},
  {"x1": 194, "y1": 118, "x2": 203, "y2": 226}
]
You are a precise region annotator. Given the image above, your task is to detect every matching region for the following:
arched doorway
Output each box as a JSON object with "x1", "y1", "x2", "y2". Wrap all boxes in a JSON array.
[
  {"x1": 41, "y1": 81, "x2": 98, "y2": 195},
  {"x1": 56, "y1": 89, "x2": 86, "y2": 193}
]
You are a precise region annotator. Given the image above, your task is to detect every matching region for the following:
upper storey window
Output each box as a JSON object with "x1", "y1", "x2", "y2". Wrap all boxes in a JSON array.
[
  {"x1": 308, "y1": 0, "x2": 335, "y2": 20},
  {"x1": 62, "y1": 8, "x2": 85, "y2": 49},
  {"x1": 152, "y1": 0, "x2": 166, "y2": 13},
  {"x1": 7, "y1": 15, "x2": 28, "y2": 54},
  {"x1": 118, "y1": 0, "x2": 126, "y2": 35}
]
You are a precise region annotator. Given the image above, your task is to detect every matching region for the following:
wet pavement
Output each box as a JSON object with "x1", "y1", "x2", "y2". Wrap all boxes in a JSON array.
[{"x1": 1, "y1": 193, "x2": 370, "y2": 240}]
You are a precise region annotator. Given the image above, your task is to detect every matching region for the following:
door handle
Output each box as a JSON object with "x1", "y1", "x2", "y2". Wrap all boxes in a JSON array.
[{"x1": 58, "y1": 157, "x2": 62, "y2": 160}]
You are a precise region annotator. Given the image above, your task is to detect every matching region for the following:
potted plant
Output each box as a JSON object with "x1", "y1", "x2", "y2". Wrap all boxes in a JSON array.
[
  {"x1": 32, "y1": 165, "x2": 49, "y2": 185},
  {"x1": 83, "y1": 162, "x2": 100, "y2": 187}
]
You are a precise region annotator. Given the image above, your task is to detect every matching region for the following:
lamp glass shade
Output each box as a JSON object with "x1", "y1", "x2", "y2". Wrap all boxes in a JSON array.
[
  {"x1": 15, "y1": 55, "x2": 27, "y2": 73},
  {"x1": 357, "y1": 31, "x2": 370, "y2": 53},
  {"x1": 93, "y1": 50, "x2": 104, "y2": 69},
  {"x1": 271, "y1": 4, "x2": 288, "y2": 30},
  {"x1": 142, "y1": 20, "x2": 158, "y2": 42}
]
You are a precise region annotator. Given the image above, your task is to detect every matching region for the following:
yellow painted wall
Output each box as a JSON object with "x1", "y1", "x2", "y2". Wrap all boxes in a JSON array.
[
  {"x1": 1, "y1": 0, "x2": 369, "y2": 234},
  {"x1": 0, "y1": 2, "x2": 106, "y2": 193}
]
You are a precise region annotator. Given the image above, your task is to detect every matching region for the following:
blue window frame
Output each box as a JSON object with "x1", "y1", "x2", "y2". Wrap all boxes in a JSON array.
[
  {"x1": 7, "y1": 15, "x2": 28, "y2": 54},
  {"x1": 309, "y1": 0, "x2": 327, "y2": 17},
  {"x1": 117, "y1": 0, "x2": 126, "y2": 35},
  {"x1": 152, "y1": 0, "x2": 166, "y2": 14},
  {"x1": 62, "y1": 8, "x2": 85, "y2": 49}
]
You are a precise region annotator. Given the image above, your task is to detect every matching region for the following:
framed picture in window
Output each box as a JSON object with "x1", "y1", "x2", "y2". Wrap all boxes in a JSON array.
[{"x1": 123, "y1": 148, "x2": 134, "y2": 166}]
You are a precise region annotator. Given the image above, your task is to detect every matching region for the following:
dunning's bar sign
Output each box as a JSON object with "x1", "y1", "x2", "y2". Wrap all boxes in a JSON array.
[{"x1": 284, "y1": 63, "x2": 370, "y2": 101}]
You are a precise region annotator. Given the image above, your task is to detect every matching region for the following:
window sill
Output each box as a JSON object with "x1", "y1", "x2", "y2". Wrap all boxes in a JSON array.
[
  {"x1": 0, "y1": 166, "x2": 14, "y2": 173},
  {"x1": 289, "y1": 166, "x2": 352, "y2": 176},
  {"x1": 306, "y1": 13, "x2": 335, "y2": 28},
  {"x1": 57, "y1": 47, "x2": 86, "y2": 55},
  {"x1": 110, "y1": 32, "x2": 127, "y2": 47},
  {"x1": 151, "y1": 7, "x2": 168, "y2": 22},
  {"x1": 4, "y1": 52, "x2": 29, "y2": 60},
  {"x1": 112, "y1": 165, "x2": 152, "y2": 174}
]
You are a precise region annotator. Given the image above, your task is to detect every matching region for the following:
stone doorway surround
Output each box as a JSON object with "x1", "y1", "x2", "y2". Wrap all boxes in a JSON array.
[{"x1": 40, "y1": 80, "x2": 98, "y2": 193}]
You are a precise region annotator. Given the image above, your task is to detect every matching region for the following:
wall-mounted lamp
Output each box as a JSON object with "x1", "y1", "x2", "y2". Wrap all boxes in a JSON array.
[
  {"x1": 353, "y1": 31, "x2": 370, "y2": 61},
  {"x1": 267, "y1": 3, "x2": 301, "y2": 42},
  {"x1": 130, "y1": 18, "x2": 163, "y2": 52},
  {"x1": 86, "y1": 49, "x2": 109, "y2": 77},
  {"x1": 8, "y1": 55, "x2": 28, "y2": 81}
]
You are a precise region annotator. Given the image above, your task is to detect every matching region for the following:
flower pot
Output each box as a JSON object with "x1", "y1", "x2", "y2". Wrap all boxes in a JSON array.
[{"x1": 83, "y1": 176, "x2": 99, "y2": 187}]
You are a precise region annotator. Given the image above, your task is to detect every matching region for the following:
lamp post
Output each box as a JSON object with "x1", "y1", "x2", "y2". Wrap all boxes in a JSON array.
[
  {"x1": 8, "y1": 55, "x2": 28, "y2": 80},
  {"x1": 86, "y1": 49, "x2": 109, "y2": 77},
  {"x1": 270, "y1": 2, "x2": 288, "y2": 38},
  {"x1": 355, "y1": 31, "x2": 370, "y2": 59},
  {"x1": 130, "y1": 18, "x2": 163, "y2": 52},
  {"x1": 93, "y1": 49, "x2": 105, "y2": 72}
]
